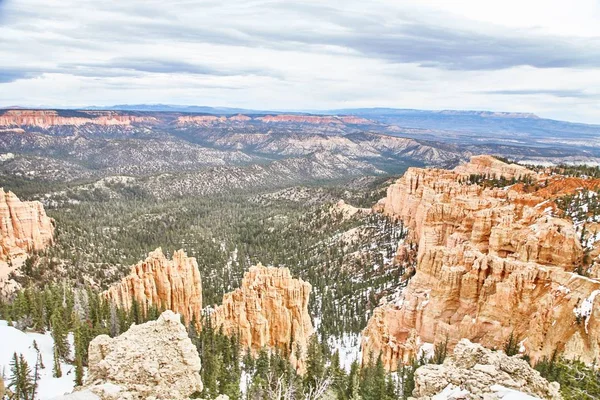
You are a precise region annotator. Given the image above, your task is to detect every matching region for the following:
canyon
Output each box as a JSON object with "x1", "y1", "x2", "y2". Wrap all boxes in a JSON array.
[{"x1": 362, "y1": 155, "x2": 600, "y2": 370}]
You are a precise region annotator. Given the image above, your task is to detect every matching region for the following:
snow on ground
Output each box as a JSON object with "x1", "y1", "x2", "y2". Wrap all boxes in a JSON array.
[
  {"x1": 328, "y1": 333, "x2": 361, "y2": 372},
  {"x1": 573, "y1": 290, "x2": 600, "y2": 333},
  {"x1": 0, "y1": 320, "x2": 76, "y2": 399},
  {"x1": 491, "y1": 384, "x2": 542, "y2": 399},
  {"x1": 432, "y1": 384, "x2": 470, "y2": 399},
  {"x1": 418, "y1": 342, "x2": 434, "y2": 360}
]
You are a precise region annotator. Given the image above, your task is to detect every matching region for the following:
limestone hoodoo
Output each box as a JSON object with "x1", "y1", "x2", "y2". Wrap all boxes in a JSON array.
[
  {"x1": 362, "y1": 155, "x2": 600, "y2": 370},
  {"x1": 211, "y1": 264, "x2": 314, "y2": 372},
  {"x1": 104, "y1": 248, "x2": 202, "y2": 326},
  {"x1": 0, "y1": 188, "x2": 54, "y2": 260}
]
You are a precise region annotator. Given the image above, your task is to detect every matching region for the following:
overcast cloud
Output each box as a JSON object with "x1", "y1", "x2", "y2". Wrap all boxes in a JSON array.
[{"x1": 0, "y1": 0, "x2": 599, "y2": 123}]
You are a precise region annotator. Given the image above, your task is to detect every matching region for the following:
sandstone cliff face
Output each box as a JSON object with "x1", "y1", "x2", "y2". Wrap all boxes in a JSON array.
[
  {"x1": 80, "y1": 310, "x2": 202, "y2": 400},
  {"x1": 0, "y1": 189, "x2": 54, "y2": 260},
  {"x1": 412, "y1": 339, "x2": 562, "y2": 399},
  {"x1": 105, "y1": 248, "x2": 202, "y2": 326},
  {"x1": 362, "y1": 156, "x2": 600, "y2": 370},
  {"x1": 211, "y1": 264, "x2": 313, "y2": 372},
  {"x1": 0, "y1": 110, "x2": 156, "y2": 128}
]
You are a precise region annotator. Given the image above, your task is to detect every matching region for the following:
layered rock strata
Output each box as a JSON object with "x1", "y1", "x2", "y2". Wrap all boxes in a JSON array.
[
  {"x1": 77, "y1": 311, "x2": 202, "y2": 400},
  {"x1": 211, "y1": 264, "x2": 313, "y2": 372},
  {"x1": 105, "y1": 248, "x2": 202, "y2": 326},
  {"x1": 0, "y1": 110, "x2": 156, "y2": 128},
  {"x1": 362, "y1": 155, "x2": 600, "y2": 370},
  {"x1": 412, "y1": 339, "x2": 562, "y2": 399}
]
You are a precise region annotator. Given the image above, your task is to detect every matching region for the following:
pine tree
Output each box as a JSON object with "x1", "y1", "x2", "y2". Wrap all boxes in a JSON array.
[
  {"x1": 305, "y1": 336, "x2": 325, "y2": 390},
  {"x1": 9, "y1": 352, "x2": 35, "y2": 400},
  {"x1": 52, "y1": 346, "x2": 62, "y2": 379},
  {"x1": 432, "y1": 337, "x2": 449, "y2": 364},
  {"x1": 51, "y1": 308, "x2": 69, "y2": 360},
  {"x1": 347, "y1": 360, "x2": 362, "y2": 400},
  {"x1": 503, "y1": 331, "x2": 520, "y2": 356},
  {"x1": 74, "y1": 319, "x2": 85, "y2": 386}
]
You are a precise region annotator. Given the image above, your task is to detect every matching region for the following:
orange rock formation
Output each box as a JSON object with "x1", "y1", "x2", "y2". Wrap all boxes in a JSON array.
[
  {"x1": 105, "y1": 248, "x2": 202, "y2": 326},
  {"x1": 0, "y1": 110, "x2": 156, "y2": 128},
  {"x1": 0, "y1": 189, "x2": 54, "y2": 260},
  {"x1": 211, "y1": 264, "x2": 314, "y2": 372},
  {"x1": 362, "y1": 155, "x2": 600, "y2": 370}
]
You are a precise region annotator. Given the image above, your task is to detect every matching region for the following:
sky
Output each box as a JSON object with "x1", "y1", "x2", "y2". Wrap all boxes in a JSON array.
[{"x1": 0, "y1": 0, "x2": 599, "y2": 123}]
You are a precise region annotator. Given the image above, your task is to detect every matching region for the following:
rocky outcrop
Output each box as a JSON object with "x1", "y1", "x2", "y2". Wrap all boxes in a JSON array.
[
  {"x1": 362, "y1": 156, "x2": 600, "y2": 370},
  {"x1": 0, "y1": 189, "x2": 54, "y2": 260},
  {"x1": 0, "y1": 110, "x2": 156, "y2": 128},
  {"x1": 331, "y1": 199, "x2": 372, "y2": 220},
  {"x1": 211, "y1": 264, "x2": 313, "y2": 372},
  {"x1": 453, "y1": 155, "x2": 536, "y2": 180},
  {"x1": 105, "y1": 248, "x2": 202, "y2": 326},
  {"x1": 74, "y1": 311, "x2": 202, "y2": 400},
  {"x1": 411, "y1": 339, "x2": 562, "y2": 399}
]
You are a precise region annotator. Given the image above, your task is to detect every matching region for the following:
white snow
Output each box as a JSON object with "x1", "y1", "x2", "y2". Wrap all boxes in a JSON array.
[
  {"x1": 432, "y1": 384, "x2": 470, "y2": 399},
  {"x1": 491, "y1": 384, "x2": 542, "y2": 399},
  {"x1": 573, "y1": 290, "x2": 600, "y2": 333},
  {"x1": 418, "y1": 342, "x2": 434, "y2": 360},
  {"x1": 0, "y1": 320, "x2": 76, "y2": 400},
  {"x1": 328, "y1": 333, "x2": 361, "y2": 372}
]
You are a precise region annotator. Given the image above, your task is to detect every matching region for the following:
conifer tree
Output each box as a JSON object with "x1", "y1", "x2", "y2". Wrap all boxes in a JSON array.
[
  {"x1": 51, "y1": 308, "x2": 69, "y2": 360},
  {"x1": 52, "y1": 346, "x2": 62, "y2": 379}
]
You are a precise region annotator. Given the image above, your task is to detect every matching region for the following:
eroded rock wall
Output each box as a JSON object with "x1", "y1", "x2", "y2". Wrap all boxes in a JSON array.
[
  {"x1": 0, "y1": 189, "x2": 54, "y2": 260},
  {"x1": 104, "y1": 248, "x2": 202, "y2": 326},
  {"x1": 362, "y1": 156, "x2": 600, "y2": 370},
  {"x1": 211, "y1": 264, "x2": 313, "y2": 372}
]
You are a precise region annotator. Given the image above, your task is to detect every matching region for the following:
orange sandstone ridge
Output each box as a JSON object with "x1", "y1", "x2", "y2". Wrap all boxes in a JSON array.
[
  {"x1": 211, "y1": 264, "x2": 314, "y2": 372},
  {"x1": 0, "y1": 110, "x2": 157, "y2": 128},
  {"x1": 104, "y1": 248, "x2": 203, "y2": 326},
  {"x1": 0, "y1": 189, "x2": 54, "y2": 260},
  {"x1": 362, "y1": 155, "x2": 600, "y2": 370}
]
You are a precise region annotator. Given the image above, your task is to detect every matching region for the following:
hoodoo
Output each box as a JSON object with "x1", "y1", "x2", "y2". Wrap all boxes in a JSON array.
[
  {"x1": 211, "y1": 264, "x2": 314, "y2": 372},
  {"x1": 104, "y1": 248, "x2": 203, "y2": 326},
  {"x1": 0, "y1": 188, "x2": 54, "y2": 260},
  {"x1": 362, "y1": 156, "x2": 600, "y2": 370}
]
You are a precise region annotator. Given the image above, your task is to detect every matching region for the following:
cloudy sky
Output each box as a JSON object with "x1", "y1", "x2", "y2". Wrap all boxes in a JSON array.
[{"x1": 1, "y1": 0, "x2": 599, "y2": 123}]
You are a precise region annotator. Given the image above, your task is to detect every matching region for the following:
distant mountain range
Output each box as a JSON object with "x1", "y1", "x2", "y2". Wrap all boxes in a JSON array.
[{"x1": 5, "y1": 104, "x2": 599, "y2": 156}]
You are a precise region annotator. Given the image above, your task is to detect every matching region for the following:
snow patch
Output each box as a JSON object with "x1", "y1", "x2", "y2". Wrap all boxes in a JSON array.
[
  {"x1": 432, "y1": 384, "x2": 470, "y2": 399},
  {"x1": 573, "y1": 290, "x2": 600, "y2": 333},
  {"x1": 0, "y1": 320, "x2": 76, "y2": 400},
  {"x1": 491, "y1": 384, "x2": 542, "y2": 399}
]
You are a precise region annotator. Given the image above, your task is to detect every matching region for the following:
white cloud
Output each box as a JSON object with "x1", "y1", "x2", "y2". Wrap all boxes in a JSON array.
[{"x1": 0, "y1": 0, "x2": 599, "y2": 123}]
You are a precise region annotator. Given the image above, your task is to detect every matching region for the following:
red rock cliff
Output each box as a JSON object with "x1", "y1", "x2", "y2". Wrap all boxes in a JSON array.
[
  {"x1": 0, "y1": 110, "x2": 156, "y2": 128},
  {"x1": 362, "y1": 156, "x2": 600, "y2": 370},
  {"x1": 211, "y1": 264, "x2": 314, "y2": 372},
  {"x1": 105, "y1": 248, "x2": 202, "y2": 326}
]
